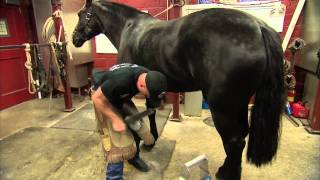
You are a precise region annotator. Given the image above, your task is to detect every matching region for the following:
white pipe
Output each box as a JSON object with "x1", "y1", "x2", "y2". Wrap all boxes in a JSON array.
[
  {"x1": 184, "y1": 154, "x2": 208, "y2": 168},
  {"x1": 282, "y1": 0, "x2": 306, "y2": 51},
  {"x1": 167, "y1": 0, "x2": 169, "y2": 20}
]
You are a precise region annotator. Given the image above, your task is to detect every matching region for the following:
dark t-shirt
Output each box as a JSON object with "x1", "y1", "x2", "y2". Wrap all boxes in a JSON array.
[{"x1": 94, "y1": 63, "x2": 149, "y2": 109}]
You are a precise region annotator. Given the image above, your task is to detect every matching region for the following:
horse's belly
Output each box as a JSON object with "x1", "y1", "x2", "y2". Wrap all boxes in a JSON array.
[{"x1": 167, "y1": 80, "x2": 200, "y2": 92}]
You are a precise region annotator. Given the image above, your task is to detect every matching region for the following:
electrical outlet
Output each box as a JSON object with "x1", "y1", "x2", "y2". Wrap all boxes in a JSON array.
[{"x1": 173, "y1": 0, "x2": 180, "y2": 4}]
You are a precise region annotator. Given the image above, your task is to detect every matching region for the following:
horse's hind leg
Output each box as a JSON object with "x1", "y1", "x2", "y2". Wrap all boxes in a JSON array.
[{"x1": 210, "y1": 104, "x2": 249, "y2": 180}]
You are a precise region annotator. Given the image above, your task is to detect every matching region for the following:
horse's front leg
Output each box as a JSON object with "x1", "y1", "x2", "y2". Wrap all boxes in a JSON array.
[
  {"x1": 148, "y1": 112, "x2": 158, "y2": 140},
  {"x1": 210, "y1": 105, "x2": 249, "y2": 180},
  {"x1": 142, "y1": 100, "x2": 158, "y2": 151}
]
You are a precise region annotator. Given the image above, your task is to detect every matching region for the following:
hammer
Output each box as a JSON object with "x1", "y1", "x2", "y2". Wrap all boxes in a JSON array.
[{"x1": 124, "y1": 108, "x2": 155, "y2": 131}]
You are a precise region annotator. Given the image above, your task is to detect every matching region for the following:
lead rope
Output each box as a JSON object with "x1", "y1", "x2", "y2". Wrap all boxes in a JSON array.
[
  {"x1": 154, "y1": 0, "x2": 185, "y2": 18},
  {"x1": 154, "y1": 4, "x2": 174, "y2": 17},
  {"x1": 23, "y1": 43, "x2": 39, "y2": 94}
]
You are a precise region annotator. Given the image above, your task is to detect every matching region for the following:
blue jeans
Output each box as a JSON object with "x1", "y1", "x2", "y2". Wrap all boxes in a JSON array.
[{"x1": 106, "y1": 162, "x2": 124, "y2": 180}]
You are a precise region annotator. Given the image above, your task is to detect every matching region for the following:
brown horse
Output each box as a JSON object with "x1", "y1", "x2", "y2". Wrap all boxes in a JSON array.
[{"x1": 72, "y1": 1, "x2": 285, "y2": 179}]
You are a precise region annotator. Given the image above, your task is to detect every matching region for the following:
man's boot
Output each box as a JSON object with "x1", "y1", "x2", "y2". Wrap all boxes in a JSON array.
[{"x1": 128, "y1": 155, "x2": 149, "y2": 172}]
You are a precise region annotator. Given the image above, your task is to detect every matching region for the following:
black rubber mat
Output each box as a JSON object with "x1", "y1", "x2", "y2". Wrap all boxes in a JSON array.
[
  {"x1": 203, "y1": 117, "x2": 215, "y2": 127},
  {"x1": 53, "y1": 103, "x2": 172, "y2": 136},
  {"x1": 53, "y1": 103, "x2": 97, "y2": 131}
]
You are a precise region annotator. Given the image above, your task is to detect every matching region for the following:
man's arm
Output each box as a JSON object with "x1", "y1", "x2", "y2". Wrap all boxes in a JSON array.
[{"x1": 92, "y1": 87, "x2": 126, "y2": 132}]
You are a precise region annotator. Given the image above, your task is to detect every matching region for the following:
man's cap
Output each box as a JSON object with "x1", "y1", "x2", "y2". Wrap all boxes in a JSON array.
[{"x1": 145, "y1": 71, "x2": 167, "y2": 108}]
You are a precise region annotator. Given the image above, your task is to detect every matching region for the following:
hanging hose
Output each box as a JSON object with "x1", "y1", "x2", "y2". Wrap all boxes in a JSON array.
[
  {"x1": 23, "y1": 43, "x2": 39, "y2": 94},
  {"x1": 42, "y1": 16, "x2": 56, "y2": 43},
  {"x1": 154, "y1": 4, "x2": 174, "y2": 17},
  {"x1": 42, "y1": 12, "x2": 66, "y2": 93},
  {"x1": 154, "y1": 0, "x2": 185, "y2": 18},
  {"x1": 42, "y1": 10, "x2": 73, "y2": 60},
  {"x1": 42, "y1": 12, "x2": 67, "y2": 111}
]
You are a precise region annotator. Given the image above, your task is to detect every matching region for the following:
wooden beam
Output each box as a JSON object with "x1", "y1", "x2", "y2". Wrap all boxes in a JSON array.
[{"x1": 170, "y1": 93, "x2": 182, "y2": 122}]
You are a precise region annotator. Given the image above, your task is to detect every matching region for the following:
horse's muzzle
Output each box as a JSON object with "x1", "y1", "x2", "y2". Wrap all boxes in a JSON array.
[{"x1": 72, "y1": 31, "x2": 86, "y2": 47}]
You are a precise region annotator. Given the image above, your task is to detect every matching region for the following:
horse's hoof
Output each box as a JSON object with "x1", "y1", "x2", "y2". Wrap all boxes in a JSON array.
[
  {"x1": 215, "y1": 167, "x2": 241, "y2": 180},
  {"x1": 215, "y1": 171, "x2": 225, "y2": 180},
  {"x1": 215, "y1": 166, "x2": 226, "y2": 180}
]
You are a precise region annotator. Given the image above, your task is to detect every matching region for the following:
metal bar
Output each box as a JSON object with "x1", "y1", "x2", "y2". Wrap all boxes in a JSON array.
[
  {"x1": 0, "y1": 42, "x2": 68, "y2": 50},
  {"x1": 296, "y1": 66, "x2": 319, "y2": 76},
  {"x1": 0, "y1": 43, "x2": 52, "y2": 50},
  {"x1": 285, "y1": 114, "x2": 300, "y2": 127}
]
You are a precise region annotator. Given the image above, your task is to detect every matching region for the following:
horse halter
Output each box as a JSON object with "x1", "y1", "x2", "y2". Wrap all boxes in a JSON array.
[
  {"x1": 158, "y1": 92, "x2": 166, "y2": 99},
  {"x1": 74, "y1": 6, "x2": 96, "y2": 40},
  {"x1": 84, "y1": 7, "x2": 93, "y2": 26}
]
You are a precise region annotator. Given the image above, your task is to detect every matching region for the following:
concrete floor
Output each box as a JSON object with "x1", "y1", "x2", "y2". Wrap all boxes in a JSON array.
[
  {"x1": 163, "y1": 110, "x2": 320, "y2": 180},
  {"x1": 0, "y1": 96, "x2": 320, "y2": 180},
  {"x1": 0, "y1": 96, "x2": 174, "y2": 180}
]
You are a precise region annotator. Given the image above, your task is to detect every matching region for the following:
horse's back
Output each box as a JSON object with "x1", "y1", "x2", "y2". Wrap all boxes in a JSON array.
[{"x1": 175, "y1": 8, "x2": 267, "y2": 90}]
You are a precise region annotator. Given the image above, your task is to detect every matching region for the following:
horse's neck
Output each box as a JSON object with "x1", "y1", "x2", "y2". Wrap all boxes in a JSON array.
[{"x1": 94, "y1": 2, "x2": 148, "y2": 50}]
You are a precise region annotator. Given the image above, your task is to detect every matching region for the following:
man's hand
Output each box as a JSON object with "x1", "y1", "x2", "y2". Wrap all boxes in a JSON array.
[
  {"x1": 112, "y1": 119, "x2": 126, "y2": 132},
  {"x1": 92, "y1": 88, "x2": 127, "y2": 133}
]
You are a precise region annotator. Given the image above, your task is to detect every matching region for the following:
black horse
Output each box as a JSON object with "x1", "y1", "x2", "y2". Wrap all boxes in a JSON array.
[{"x1": 72, "y1": 0, "x2": 285, "y2": 179}]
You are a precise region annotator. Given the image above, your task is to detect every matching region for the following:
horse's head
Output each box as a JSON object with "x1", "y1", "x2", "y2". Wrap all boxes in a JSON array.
[{"x1": 72, "y1": 0, "x2": 101, "y2": 47}]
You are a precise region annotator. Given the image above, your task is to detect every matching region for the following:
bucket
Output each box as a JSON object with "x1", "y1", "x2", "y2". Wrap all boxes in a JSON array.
[
  {"x1": 291, "y1": 102, "x2": 309, "y2": 119},
  {"x1": 202, "y1": 101, "x2": 209, "y2": 109}
]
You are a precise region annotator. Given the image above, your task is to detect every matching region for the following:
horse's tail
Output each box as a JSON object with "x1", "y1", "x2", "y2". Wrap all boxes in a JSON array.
[{"x1": 246, "y1": 24, "x2": 286, "y2": 167}]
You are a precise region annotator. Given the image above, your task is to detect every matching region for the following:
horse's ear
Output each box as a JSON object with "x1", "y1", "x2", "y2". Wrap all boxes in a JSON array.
[{"x1": 85, "y1": 0, "x2": 92, "y2": 7}]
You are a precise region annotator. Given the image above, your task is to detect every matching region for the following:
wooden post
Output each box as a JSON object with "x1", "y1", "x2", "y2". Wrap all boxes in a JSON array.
[
  {"x1": 51, "y1": 0, "x2": 74, "y2": 112},
  {"x1": 168, "y1": 2, "x2": 182, "y2": 121}
]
